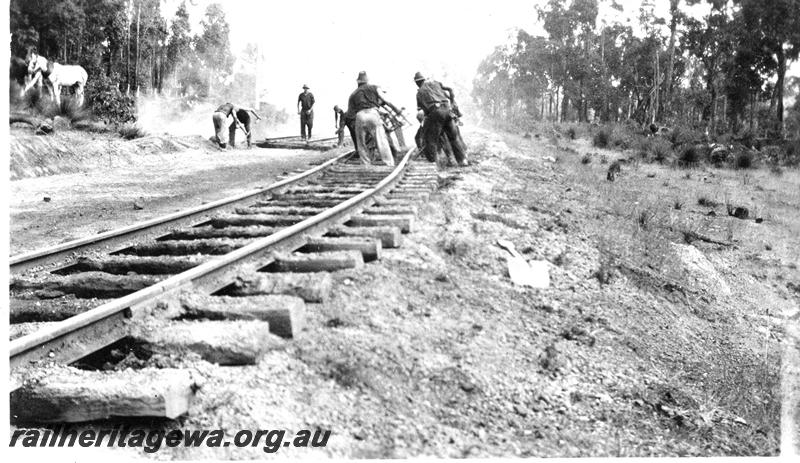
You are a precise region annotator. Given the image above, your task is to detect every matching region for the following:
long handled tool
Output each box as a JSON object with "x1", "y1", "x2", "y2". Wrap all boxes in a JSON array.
[{"x1": 496, "y1": 239, "x2": 550, "y2": 288}]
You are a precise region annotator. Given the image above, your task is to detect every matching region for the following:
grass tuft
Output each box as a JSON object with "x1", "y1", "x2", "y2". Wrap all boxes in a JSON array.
[
  {"x1": 119, "y1": 124, "x2": 147, "y2": 140},
  {"x1": 734, "y1": 150, "x2": 753, "y2": 169}
]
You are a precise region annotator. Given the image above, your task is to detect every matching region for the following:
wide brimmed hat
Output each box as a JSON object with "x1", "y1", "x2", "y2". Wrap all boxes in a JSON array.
[
  {"x1": 302, "y1": 84, "x2": 309, "y2": 89},
  {"x1": 413, "y1": 71, "x2": 425, "y2": 82},
  {"x1": 356, "y1": 71, "x2": 368, "y2": 84}
]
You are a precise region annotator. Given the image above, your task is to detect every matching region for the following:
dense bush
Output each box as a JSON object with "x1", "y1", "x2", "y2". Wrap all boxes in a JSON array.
[
  {"x1": 735, "y1": 130, "x2": 756, "y2": 148},
  {"x1": 759, "y1": 146, "x2": 784, "y2": 166},
  {"x1": 85, "y1": 72, "x2": 136, "y2": 124},
  {"x1": 610, "y1": 126, "x2": 634, "y2": 149},
  {"x1": 678, "y1": 144, "x2": 701, "y2": 165},
  {"x1": 566, "y1": 125, "x2": 577, "y2": 140},
  {"x1": 667, "y1": 125, "x2": 703, "y2": 148},
  {"x1": 785, "y1": 139, "x2": 800, "y2": 167},
  {"x1": 649, "y1": 138, "x2": 673, "y2": 163},
  {"x1": 734, "y1": 150, "x2": 753, "y2": 169},
  {"x1": 593, "y1": 128, "x2": 610, "y2": 148},
  {"x1": 707, "y1": 144, "x2": 728, "y2": 165}
]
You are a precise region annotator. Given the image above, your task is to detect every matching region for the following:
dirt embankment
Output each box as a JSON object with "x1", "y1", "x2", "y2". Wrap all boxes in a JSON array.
[{"x1": 8, "y1": 127, "x2": 211, "y2": 180}]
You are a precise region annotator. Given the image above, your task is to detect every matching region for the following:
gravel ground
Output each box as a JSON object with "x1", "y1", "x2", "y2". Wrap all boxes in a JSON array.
[
  {"x1": 7, "y1": 127, "x2": 798, "y2": 458},
  {"x1": 9, "y1": 141, "x2": 341, "y2": 256}
]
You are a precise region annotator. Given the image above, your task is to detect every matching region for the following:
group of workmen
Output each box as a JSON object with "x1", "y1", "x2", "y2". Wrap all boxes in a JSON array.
[{"x1": 211, "y1": 71, "x2": 468, "y2": 167}]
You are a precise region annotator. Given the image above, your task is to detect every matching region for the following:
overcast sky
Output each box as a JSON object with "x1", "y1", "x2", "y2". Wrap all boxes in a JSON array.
[
  {"x1": 170, "y1": 0, "x2": 543, "y2": 122},
  {"x1": 167, "y1": 0, "x2": 797, "y2": 133}
]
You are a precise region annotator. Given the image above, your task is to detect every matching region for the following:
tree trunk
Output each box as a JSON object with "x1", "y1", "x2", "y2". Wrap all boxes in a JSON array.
[
  {"x1": 126, "y1": 5, "x2": 131, "y2": 94},
  {"x1": 653, "y1": 49, "x2": 659, "y2": 124},
  {"x1": 540, "y1": 89, "x2": 545, "y2": 120},
  {"x1": 135, "y1": 2, "x2": 141, "y2": 93},
  {"x1": 662, "y1": 0, "x2": 679, "y2": 121},
  {"x1": 555, "y1": 86, "x2": 560, "y2": 121},
  {"x1": 721, "y1": 95, "x2": 727, "y2": 130},
  {"x1": 775, "y1": 48, "x2": 786, "y2": 138},
  {"x1": 710, "y1": 86, "x2": 717, "y2": 134},
  {"x1": 601, "y1": 25, "x2": 608, "y2": 121}
]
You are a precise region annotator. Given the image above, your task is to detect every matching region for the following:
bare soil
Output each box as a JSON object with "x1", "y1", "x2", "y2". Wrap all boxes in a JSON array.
[
  {"x1": 9, "y1": 132, "x2": 340, "y2": 256},
  {"x1": 7, "y1": 126, "x2": 799, "y2": 458}
]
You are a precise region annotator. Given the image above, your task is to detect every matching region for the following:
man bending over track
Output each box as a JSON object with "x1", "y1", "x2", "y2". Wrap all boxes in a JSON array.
[
  {"x1": 413, "y1": 72, "x2": 468, "y2": 166},
  {"x1": 344, "y1": 71, "x2": 403, "y2": 166},
  {"x1": 212, "y1": 103, "x2": 262, "y2": 149}
]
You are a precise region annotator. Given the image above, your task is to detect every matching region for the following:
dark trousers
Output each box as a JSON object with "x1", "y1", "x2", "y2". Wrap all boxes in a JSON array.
[
  {"x1": 300, "y1": 110, "x2": 313, "y2": 139},
  {"x1": 422, "y1": 103, "x2": 466, "y2": 164},
  {"x1": 229, "y1": 111, "x2": 252, "y2": 147},
  {"x1": 416, "y1": 123, "x2": 456, "y2": 165}
]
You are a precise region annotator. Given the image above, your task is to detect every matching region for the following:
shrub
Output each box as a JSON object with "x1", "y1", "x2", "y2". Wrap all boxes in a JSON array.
[
  {"x1": 734, "y1": 150, "x2": 753, "y2": 169},
  {"x1": 715, "y1": 132, "x2": 733, "y2": 145},
  {"x1": 85, "y1": 72, "x2": 136, "y2": 124},
  {"x1": 636, "y1": 208, "x2": 657, "y2": 230},
  {"x1": 119, "y1": 124, "x2": 147, "y2": 140},
  {"x1": 649, "y1": 139, "x2": 673, "y2": 163},
  {"x1": 667, "y1": 126, "x2": 684, "y2": 147},
  {"x1": 593, "y1": 128, "x2": 610, "y2": 148},
  {"x1": 566, "y1": 125, "x2": 577, "y2": 140},
  {"x1": 9, "y1": 82, "x2": 25, "y2": 107},
  {"x1": 736, "y1": 130, "x2": 755, "y2": 148},
  {"x1": 678, "y1": 145, "x2": 701, "y2": 165},
  {"x1": 759, "y1": 146, "x2": 783, "y2": 165},
  {"x1": 698, "y1": 197, "x2": 720, "y2": 208},
  {"x1": 610, "y1": 126, "x2": 635, "y2": 150},
  {"x1": 709, "y1": 144, "x2": 729, "y2": 165},
  {"x1": 18, "y1": 86, "x2": 48, "y2": 113},
  {"x1": 668, "y1": 125, "x2": 703, "y2": 148},
  {"x1": 785, "y1": 139, "x2": 800, "y2": 167},
  {"x1": 41, "y1": 96, "x2": 90, "y2": 122}
]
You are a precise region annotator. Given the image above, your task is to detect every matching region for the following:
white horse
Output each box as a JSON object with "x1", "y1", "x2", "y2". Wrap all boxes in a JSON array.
[{"x1": 24, "y1": 53, "x2": 88, "y2": 107}]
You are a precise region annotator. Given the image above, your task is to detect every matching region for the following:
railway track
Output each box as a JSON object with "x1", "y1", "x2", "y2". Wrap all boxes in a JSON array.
[{"x1": 9, "y1": 146, "x2": 439, "y2": 424}]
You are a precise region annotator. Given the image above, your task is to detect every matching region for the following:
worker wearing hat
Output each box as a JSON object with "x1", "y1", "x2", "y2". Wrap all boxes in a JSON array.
[
  {"x1": 212, "y1": 102, "x2": 261, "y2": 150},
  {"x1": 414, "y1": 72, "x2": 468, "y2": 166},
  {"x1": 344, "y1": 71, "x2": 402, "y2": 165},
  {"x1": 297, "y1": 84, "x2": 315, "y2": 141}
]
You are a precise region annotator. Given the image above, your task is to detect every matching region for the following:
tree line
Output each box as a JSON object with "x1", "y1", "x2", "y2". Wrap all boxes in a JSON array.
[
  {"x1": 10, "y1": 0, "x2": 237, "y2": 121},
  {"x1": 472, "y1": 0, "x2": 800, "y2": 139}
]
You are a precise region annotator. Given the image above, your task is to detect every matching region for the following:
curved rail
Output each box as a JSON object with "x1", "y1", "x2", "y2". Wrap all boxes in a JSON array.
[
  {"x1": 10, "y1": 147, "x2": 417, "y2": 375},
  {"x1": 10, "y1": 150, "x2": 353, "y2": 273}
]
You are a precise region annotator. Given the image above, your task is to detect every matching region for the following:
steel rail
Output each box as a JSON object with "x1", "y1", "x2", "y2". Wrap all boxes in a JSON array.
[
  {"x1": 9, "y1": 150, "x2": 353, "y2": 273},
  {"x1": 10, "y1": 147, "x2": 416, "y2": 377}
]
